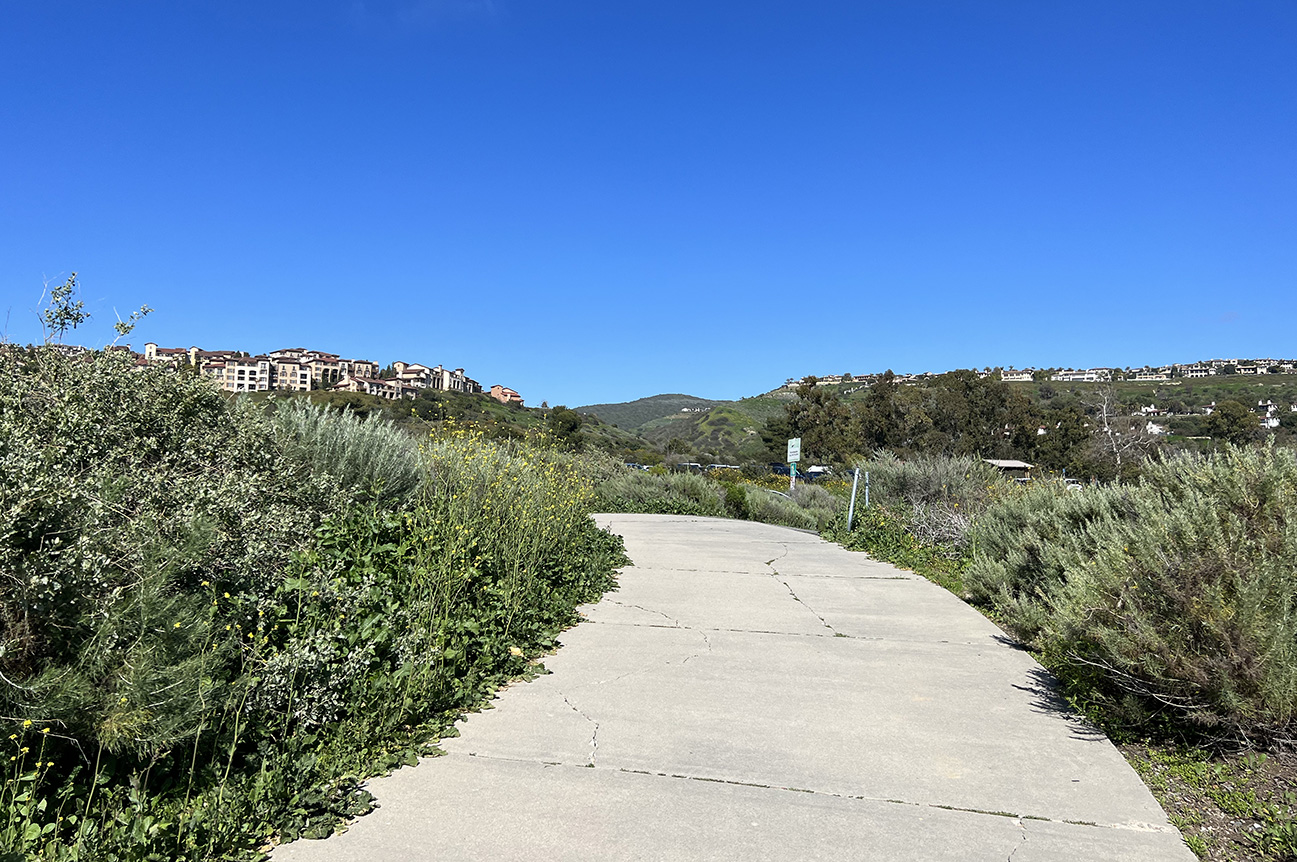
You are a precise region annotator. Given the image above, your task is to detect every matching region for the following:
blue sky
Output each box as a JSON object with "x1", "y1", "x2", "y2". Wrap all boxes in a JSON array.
[{"x1": 2, "y1": 2, "x2": 1294, "y2": 406}]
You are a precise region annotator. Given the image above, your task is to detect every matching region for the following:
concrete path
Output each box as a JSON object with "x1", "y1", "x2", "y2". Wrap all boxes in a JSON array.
[{"x1": 275, "y1": 514, "x2": 1193, "y2": 861}]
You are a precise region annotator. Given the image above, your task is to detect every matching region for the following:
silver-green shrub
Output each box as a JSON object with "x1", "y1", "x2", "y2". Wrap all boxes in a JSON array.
[
  {"x1": 856, "y1": 451, "x2": 1005, "y2": 510},
  {"x1": 848, "y1": 452, "x2": 1006, "y2": 554},
  {"x1": 269, "y1": 397, "x2": 422, "y2": 505},
  {"x1": 593, "y1": 469, "x2": 725, "y2": 516},
  {"x1": 743, "y1": 487, "x2": 820, "y2": 531},
  {"x1": 967, "y1": 444, "x2": 1297, "y2": 740}
]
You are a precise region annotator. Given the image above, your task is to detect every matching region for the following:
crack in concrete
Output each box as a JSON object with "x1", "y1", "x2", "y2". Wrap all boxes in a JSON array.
[
  {"x1": 620, "y1": 564, "x2": 916, "y2": 582},
  {"x1": 682, "y1": 629, "x2": 712, "y2": 664},
  {"x1": 772, "y1": 572, "x2": 837, "y2": 634},
  {"x1": 608, "y1": 767, "x2": 1171, "y2": 833},
  {"x1": 560, "y1": 695, "x2": 599, "y2": 767},
  {"x1": 621, "y1": 566, "x2": 774, "y2": 576},
  {"x1": 451, "y1": 753, "x2": 1172, "y2": 835},
  {"x1": 762, "y1": 541, "x2": 838, "y2": 634},
  {"x1": 1007, "y1": 827, "x2": 1027, "y2": 861},
  {"x1": 763, "y1": 542, "x2": 791, "y2": 567},
  {"x1": 606, "y1": 599, "x2": 681, "y2": 627}
]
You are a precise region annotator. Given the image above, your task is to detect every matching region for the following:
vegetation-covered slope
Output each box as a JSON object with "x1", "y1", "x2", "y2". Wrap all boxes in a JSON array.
[{"x1": 573, "y1": 393, "x2": 723, "y2": 431}]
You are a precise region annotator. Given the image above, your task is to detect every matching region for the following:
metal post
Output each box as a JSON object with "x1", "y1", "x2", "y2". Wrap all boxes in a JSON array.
[
  {"x1": 789, "y1": 461, "x2": 797, "y2": 492},
  {"x1": 847, "y1": 467, "x2": 860, "y2": 530},
  {"x1": 864, "y1": 471, "x2": 870, "y2": 509}
]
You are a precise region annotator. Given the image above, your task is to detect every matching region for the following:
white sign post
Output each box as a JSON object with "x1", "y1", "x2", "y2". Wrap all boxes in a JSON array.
[{"x1": 787, "y1": 438, "x2": 801, "y2": 491}]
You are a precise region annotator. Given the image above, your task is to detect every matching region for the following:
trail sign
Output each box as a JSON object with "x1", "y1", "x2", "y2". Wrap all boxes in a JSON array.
[{"x1": 787, "y1": 437, "x2": 801, "y2": 463}]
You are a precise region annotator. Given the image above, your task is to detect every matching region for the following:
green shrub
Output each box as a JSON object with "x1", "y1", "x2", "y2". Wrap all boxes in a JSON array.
[
  {"x1": 721, "y1": 482, "x2": 750, "y2": 519},
  {"x1": 827, "y1": 506, "x2": 968, "y2": 595},
  {"x1": 0, "y1": 351, "x2": 624, "y2": 860},
  {"x1": 0, "y1": 348, "x2": 342, "y2": 754},
  {"x1": 833, "y1": 453, "x2": 1004, "y2": 557},
  {"x1": 966, "y1": 444, "x2": 1297, "y2": 742}
]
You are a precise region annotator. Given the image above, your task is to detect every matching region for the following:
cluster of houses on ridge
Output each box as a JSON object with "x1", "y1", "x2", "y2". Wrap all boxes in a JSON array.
[
  {"x1": 998, "y1": 358, "x2": 1297, "y2": 383},
  {"x1": 137, "y1": 342, "x2": 525, "y2": 406},
  {"x1": 785, "y1": 358, "x2": 1297, "y2": 391}
]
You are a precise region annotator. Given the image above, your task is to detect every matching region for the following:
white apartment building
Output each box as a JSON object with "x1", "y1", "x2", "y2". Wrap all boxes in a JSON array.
[{"x1": 204, "y1": 356, "x2": 273, "y2": 392}]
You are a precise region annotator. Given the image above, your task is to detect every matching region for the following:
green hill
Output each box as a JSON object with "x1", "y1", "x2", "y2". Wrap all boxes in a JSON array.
[
  {"x1": 574, "y1": 393, "x2": 723, "y2": 431},
  {"x1": 639, "y1": 396, "x2": 788, "y2": 462}
]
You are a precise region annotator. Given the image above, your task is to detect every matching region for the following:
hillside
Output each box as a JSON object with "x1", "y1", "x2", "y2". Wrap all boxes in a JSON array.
[
  {"x1": 639, "y1": 396, "x2": 788, "y2": 462},
  {"x1": 574, "y1": 393, "x2": 723, "y2": 431}
]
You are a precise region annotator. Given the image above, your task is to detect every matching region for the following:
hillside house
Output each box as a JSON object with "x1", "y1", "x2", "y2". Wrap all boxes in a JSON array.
[
  {"x1": 330, "y1": 376, "x2": 418, "y2": 400},
  {"x1": 1050, "y1": 369, "x2": 1112, "y2": 382},
  {"x1": 1001, "y1": 370, "x2": 1033, "y2": 382},
  {"x1": 390, "y1": 361, "x2": 435, "y2": 388},
  {"x1": 489, "y1": 385, "x2": 524, "y2": 406}
]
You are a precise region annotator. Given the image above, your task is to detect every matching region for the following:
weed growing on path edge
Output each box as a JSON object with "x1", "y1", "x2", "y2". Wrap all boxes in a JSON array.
[{"x1": 1121, "y1": 744, "x2": 1297, "y2": 861}]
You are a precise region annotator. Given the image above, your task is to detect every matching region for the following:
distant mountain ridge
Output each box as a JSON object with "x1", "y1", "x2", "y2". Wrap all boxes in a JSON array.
[{"x1": 574, "y1": 393, "x2": 723, "y2": 431}]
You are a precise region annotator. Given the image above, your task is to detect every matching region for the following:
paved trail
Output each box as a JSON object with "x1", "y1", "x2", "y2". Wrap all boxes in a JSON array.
[{"x1": 275, "y1": 514, "x2": 1193, "y2": 861}]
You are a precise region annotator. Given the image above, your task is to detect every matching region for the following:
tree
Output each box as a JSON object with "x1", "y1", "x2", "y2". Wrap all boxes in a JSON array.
[
  {"x1": 547, "y1": 406, "x2": 584, "y2": 451},
  {"x1": 1083, "y1": 385, "x2": 1158, "y2": 478},
  {"x1": 1205, "y1": 400, "x2": 1261, "y2": 446},
  {"x1": 40, "y1": 273, "x2": 89, "y2": 343}
]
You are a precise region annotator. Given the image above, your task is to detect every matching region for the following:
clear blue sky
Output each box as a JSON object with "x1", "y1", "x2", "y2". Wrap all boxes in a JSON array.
[{"x1": 2, "y1": 2, "x2": 1294, "y2": 406}]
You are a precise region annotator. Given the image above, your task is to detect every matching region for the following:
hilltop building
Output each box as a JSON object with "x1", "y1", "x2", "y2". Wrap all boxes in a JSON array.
[
  {"x1": 142, "y1": 342, "x2": 380, "y2": 393},
  {"x1": 391, "y1": 361, "x2": 481, "y2": 394},
  {"x1": 1051, "y1": 368, "x2": 1113, "y2": 383},
  {"x1": 490, "y1": 385, "x2": 523, "y2": 406},
  {"x1": 330, "y1": 376, "x2": 419, "y2": 400}
]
